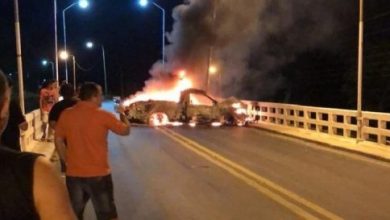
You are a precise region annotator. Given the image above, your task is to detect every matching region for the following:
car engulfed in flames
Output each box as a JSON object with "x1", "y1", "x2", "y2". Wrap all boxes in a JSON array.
[{"x1": 123, "y1": 88, "x2": 249, "y2": 127}]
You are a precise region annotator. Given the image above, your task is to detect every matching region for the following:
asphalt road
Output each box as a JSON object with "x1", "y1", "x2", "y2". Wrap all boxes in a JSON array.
[{"x1": 81, "y1": 124, "x2": 390, "y2": 220}]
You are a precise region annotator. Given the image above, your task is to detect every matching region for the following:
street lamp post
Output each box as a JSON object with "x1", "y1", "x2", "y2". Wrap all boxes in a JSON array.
[
  {"x1": 206, "y1": 0, "x2": 218, "y2": 92},
  {"x1": 42, "y1": 59, "x2": 55, "y2": 79},
  {"x1": 59, "y1": 50, "x2": 77, "y2": 90},
  {"x1": 72, "y1": 56, "x2": 76, "y2": 90},
  {"x1": 62, "y1": 0, "x2": 89, "y2": 83},
  {"x1": 13, "y1": 0, "x2": 25, "y2": 114},
  {"x1": 139, "y1": 0, "x2": 166, "y2": 69},
  {"x1": 85, "y1": 41, "x2": 108, "y2": 95},
  {"x1": 54, "y1": 0, "x2": 59, "y2": 84},
  {"x1": 357, "y1": 0, "x2": 364, "y2": 142}
]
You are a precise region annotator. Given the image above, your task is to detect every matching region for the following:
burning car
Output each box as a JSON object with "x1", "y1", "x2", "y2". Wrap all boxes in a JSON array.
[{"x1": 124, "y1": 88, "x2": 248, "y2": 127}]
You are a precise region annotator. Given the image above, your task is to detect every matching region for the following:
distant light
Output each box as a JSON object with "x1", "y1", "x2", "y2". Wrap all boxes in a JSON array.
[
  {"x1": 59, "y1": 50, "x2": 69, "y2": 60},
  {"x1": 78, "y1": 0, "x2": 89, "y2": 9},
  {"x1": 232, "y1": 103, "x2": 241, "y2": 109},
  {"x1": 42, "y1": 60, "x2": 48, "y2": 66},
  {"x1": 86, "y1": 41, "x2": 94, "y2": 49},
  {"x1": 139, "y1": 0, "x2": 149, "y2": 7},
  {"x1": 178, "y1": 70, "x2": 186, "y2": 79},
  {"x1": 211, "y1": 122, "x2": 222, "y2": 127},
  {"x1": 170, "y1": 121, "x2": 183, "y2": 127},
  {"x1": 189, "y1": 122, "x2": 196, "y2": 127},
  {"x1": 209, "y1": 65, "x2": 217, "y2": 75}
]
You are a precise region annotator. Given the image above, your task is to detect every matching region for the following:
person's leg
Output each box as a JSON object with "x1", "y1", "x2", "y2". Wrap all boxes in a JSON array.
[
  {"x1": 88, "y1": 175, "x2": 118, "y2": 220},
  {"x1": 66, "y1": 176, "x2": 90, "y2": 220}
]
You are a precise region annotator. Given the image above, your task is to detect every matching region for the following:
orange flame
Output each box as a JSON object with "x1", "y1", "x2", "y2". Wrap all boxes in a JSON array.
[{"x1": 123, "y1": 74, "x2": 193, "y2": 106}]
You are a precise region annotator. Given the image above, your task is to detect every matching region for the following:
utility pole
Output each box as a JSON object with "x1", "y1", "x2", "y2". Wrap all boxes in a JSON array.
[
  {"x1": 14, "y1": 0, "x2": 25, "y2": 114},
  {"x1": 72, "y1": 56, "x2": 76, "y2": 91},
  {"x1": 102, "y1": 45, "x2": 108, "y2": 95},
  {"x1": 357, "y1": 0, "x2": 364, "y2": 142}
]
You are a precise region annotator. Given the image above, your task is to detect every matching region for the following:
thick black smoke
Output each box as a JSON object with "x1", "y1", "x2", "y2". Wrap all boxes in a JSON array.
[{"x1": 147, "y1": 0, "x2": 355, "y2": 99}]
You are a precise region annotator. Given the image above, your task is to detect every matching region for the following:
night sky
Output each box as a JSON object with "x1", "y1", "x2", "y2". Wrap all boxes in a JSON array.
[
  {"x1": 2, "y1": 1, "x2": 390, "y2": 112},
  {"x1": 0, "y1": 0, "x2": 181, "y2": 97}
]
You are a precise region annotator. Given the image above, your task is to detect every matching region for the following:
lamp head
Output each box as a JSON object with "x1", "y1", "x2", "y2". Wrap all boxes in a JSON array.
[
  {"x1": 59, "y1": 50, "x2": 69, "y2": 60},
  {"x1": 86, "y1": 41, "x2": 94, "y2": 49},
  {"x1": 78, "y1": 0, "x2": 89, "y2": 9},
  {"x1": 139, "y1": 0, "x2": 149, "y2": 7}
]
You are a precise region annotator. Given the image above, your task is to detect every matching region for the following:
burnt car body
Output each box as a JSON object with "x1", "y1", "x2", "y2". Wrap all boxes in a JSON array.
[{"x1": 125, "y1": 88, "x2": 248, "y2": 126}]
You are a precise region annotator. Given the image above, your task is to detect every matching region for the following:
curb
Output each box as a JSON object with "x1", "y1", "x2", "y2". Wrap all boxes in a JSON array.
[{"x1": 249, "y1": 124, "x2": 390, "y2": 164}]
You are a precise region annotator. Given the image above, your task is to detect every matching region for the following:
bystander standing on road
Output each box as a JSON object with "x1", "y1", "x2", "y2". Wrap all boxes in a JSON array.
[
  {"x1": 39, "y1": 80, "x2": 57, "y2": 141},
  {"x1": 1, "y1": 77, "x2": 27, "y2": 151},
  {"x1": 49, "y1": 82, "x2": 78, "y2": 172},
  {"x1": 0, "y1": 69, "x2": 76, "y2": 220},
  {"x1": 49, "y1": 82, "x2": 78, "y2": 129},
  {"x1": 55, "y1": 82, "x2": 130, "y2": 220}
]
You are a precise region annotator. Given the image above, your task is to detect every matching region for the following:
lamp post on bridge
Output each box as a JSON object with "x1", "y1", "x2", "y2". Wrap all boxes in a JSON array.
[
  {"x1": 62, "y1": 0, "x2": 89, "y2": 83},
  {"x1": 85, "y1": 41, "x2": 109, "y2": 95},
  {"x1": 13, "y1": 0, "x2": 25, "y2": 114},
  {"x1": 357, "y1": 0, "x2": 364, "y2": 142},
  {"x1": 138, "y1": 0, "x2": 166, "y2": 70},
  {"x1": 59, "y1": 50, "x2": 77, "y2": 90}
]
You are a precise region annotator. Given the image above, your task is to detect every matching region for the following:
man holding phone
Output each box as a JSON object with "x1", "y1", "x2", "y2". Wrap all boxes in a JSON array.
[{"x1": 55, "y1": 82, "x2": 130, "y2": 220}]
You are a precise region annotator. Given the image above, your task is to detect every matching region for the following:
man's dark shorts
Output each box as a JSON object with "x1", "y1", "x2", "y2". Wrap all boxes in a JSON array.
[{"x1": 66, "y1": 174, "x2": 117, "y2": 220}]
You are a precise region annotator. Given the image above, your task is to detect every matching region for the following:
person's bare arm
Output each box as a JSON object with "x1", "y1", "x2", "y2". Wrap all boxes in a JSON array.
[
  {"x1": 119, "y1": 113, "x2": 130, "y2": 135},
  {"x1": 116, "y1": 104, "x2": 130, "y2": 135},
  {"x1": 49, "y1": 120, "x2": 56, "y2": 130},
  {"x1": 54, "y1": 136, "x2": 67, "y2": 162},
  {"x1": 19, "y1": 121, "x2": 28, "y2": 131},
  {"x1": 33, "y1": 157, "x2": 76, "y2": 220}
]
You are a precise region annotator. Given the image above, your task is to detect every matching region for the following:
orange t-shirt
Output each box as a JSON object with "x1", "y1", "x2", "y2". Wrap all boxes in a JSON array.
[{"x1": 55, "y1": 101, "x2": 128, "y2": 177}]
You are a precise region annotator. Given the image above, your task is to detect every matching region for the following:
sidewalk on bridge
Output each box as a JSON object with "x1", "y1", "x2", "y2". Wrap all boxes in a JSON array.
[
  {"x1": 251, "y1": 124, "x2": 390, "y2": 162},
  {"x1": 23, "y1": 140, "x2": 55, "y2": 159}
]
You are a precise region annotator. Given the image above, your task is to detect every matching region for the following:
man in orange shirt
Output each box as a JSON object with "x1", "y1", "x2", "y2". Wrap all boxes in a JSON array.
[{"x1": 55, "y1": 82, "x2": 130, "y2": 220}]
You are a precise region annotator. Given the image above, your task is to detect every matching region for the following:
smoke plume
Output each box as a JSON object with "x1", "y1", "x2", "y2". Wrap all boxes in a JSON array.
[{"x1": 142, "y1": 0, "x2": 355, "y2": 100}]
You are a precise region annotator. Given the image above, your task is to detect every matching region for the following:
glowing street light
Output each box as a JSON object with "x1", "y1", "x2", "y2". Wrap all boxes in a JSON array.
[
  {"x1": 59, "y1": 50, "x2": 69, "y2": 60},
  {"x1": 78, "y1": 0, "x2": 89, "y2": 8},
  {"x1": 85, "y1": 41, "x2": 94, "y2": 49},
  {"x1": 139, "y1": 0, "x2": 148, "y2": 7},
  {"x1": 59, "y1": 50, "x2": 77, "y2": 90},
  {"x1": 209, "y1": 65, "x2": 217, "y2": 75},
  {"x1": 62, "y1": 0, "x2": 89, "y2": 83},
  {"x1": 138, "y1": 0, "x2": 166, "y2": 69}
]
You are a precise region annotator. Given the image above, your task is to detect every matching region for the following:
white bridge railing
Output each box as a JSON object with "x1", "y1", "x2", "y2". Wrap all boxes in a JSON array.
[
  {"x1": 244, "y1": 101, "x2": 390, "y2": 147},
  {"x1": 20, "y1": 102, "x2": 390, "y2": 158},
  {"x1": 20, "y1": 109, "x2": 43, "y2": 151}
]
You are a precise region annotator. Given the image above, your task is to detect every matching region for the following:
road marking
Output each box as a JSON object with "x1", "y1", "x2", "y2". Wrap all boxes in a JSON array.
[
  {"x1": 249, "y1": 128, "x2": 390, "y2": 168},
  {"x1": 159, "y1": 128, "x2": 343, "y2": 220}
]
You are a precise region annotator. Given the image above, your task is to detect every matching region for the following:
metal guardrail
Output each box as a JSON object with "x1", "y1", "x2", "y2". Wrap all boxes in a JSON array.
[{"x1": 244, "y1": 101, "x2": 390, "y2": 147}]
